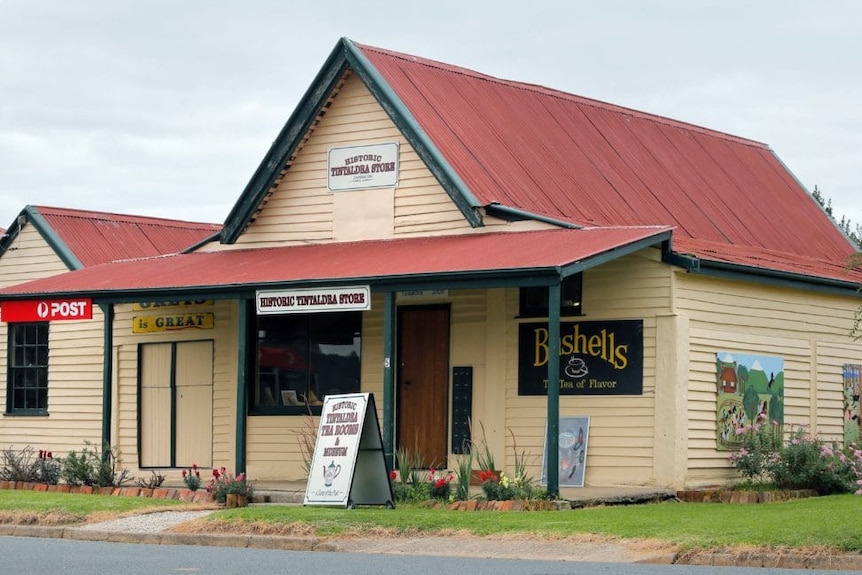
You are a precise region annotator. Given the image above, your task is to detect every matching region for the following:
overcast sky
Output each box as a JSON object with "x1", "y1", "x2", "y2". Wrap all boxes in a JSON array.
[{"x1": 1, "y1": 1, "x2": 860, "y2": 233}]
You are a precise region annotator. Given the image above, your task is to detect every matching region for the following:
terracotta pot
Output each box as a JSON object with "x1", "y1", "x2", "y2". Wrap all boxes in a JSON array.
[
  {"x1": 237, "y1": 494, "x2": 248, "y2": 507},
  {"x1": 226, "y1": 493, "x2": 237, "y2": 508}
]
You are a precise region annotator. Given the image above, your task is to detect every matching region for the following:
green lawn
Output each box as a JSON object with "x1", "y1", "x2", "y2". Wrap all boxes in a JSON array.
[
  {"x1": 204, "y1": 494, "x2": 862, "y2": 552},
  {"x1": 2, "y1": 490, "x2": 861, "y2": 552}
]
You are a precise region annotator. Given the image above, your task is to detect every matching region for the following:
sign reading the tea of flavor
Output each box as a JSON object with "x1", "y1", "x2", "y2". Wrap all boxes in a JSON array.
[
  {"x1": 518, "y1": 320, "x2": 643, "y2": 396},
  {"x1": 256, "y1": 286, "x2": 371, "y2": 315},
  {"x1": 304, "y1": 393, "x2": 394, "y2": 508},
  {"x1": 1, "y1": 298, "x2": 93, "y2": 322},
  {"x1": 327, "y1": 142, "x2": 399, "y2": 191}
]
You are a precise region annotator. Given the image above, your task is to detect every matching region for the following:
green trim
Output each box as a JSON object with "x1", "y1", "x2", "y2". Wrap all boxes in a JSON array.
[
  {"x1": 344, "y1": 39, "x2": 482, "y2": 227},
  {"x1": 100, "y1": 304, "x2": 114, "y2": 450},
  {"x1": 235, "y1": 300, "x2": 249, "y2": 474},
  {"x1": 559, "y1": 232, "x2": 672, "y2": 277},
  {"x1": 382, "y1": 292, "x2": 396, "y2": 467},
  {"x1": 221, "y1": 42, "x2": 351, "y2": 242},
  {"x1": 545, "y1": 283, "x2": 561, "y2": 499},
  {"x1": 662, "y1": 240, "x2": 862, "y2": 297},
  {"x1": 169, "y1": 343, "x2": 178, "y2": 468},
  {"x1": 26, "y1": 207, "x2": 84, "y2": 270},
  {"x1": 485, "y1": 204, "x2": 580, "y2": 229}
]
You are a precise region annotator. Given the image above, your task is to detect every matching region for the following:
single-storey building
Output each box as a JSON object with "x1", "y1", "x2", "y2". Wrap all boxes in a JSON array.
[
  {"x1": 0, "y1": 206, "x2": 220, "y2": 454},
  {"x1": 2, "y1": 38, "x2": 860, "y2": 494}
]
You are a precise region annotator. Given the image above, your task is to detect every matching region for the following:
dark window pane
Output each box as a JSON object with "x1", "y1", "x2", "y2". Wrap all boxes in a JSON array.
[
  {"x1": 519, "y1": 274, "x2": 583, "y2": 317},
  {"x1": 6, "y1": 322, "x2": 49, "y2": 413},
  {"x1": 251, "y1": 312, "x2": 361, "y2": 415}
]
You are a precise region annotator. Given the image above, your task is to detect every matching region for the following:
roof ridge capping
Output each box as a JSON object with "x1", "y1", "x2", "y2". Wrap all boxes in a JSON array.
[
  {"x1": 353, "y1": 41, "x2": 770, "y2": 149},
  {"x1": 32, "y1": 205, "x2": 221, "y2": 229}
]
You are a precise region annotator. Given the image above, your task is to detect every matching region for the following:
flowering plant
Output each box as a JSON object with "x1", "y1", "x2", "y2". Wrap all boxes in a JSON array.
[
  {"x1": 428, "y1": 468, "x2": 454, "y2": 500},
  {"x1": 207, "y1": 467, "x2": 254, "y2": 502},
  {"x1": 182, "y1": 464, "x2": 202, "y2": 491}
]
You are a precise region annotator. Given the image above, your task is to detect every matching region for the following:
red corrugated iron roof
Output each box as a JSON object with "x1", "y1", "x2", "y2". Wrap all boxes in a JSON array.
[
  {"x1": 672, "y1": 237, "x2": 861, "y2": 283},
  {"x1": 0, "y1": 227, "x2": 671, "y2": 297},
  {"x1": 33, "y1": 206, "x2": 221, "y2": 267},
  {"x1": 355, "y1": 42, "x2": 857, "y2": 272}
]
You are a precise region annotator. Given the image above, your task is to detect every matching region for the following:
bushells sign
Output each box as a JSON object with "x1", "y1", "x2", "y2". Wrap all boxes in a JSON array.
[{"x1": 518, "y1": 320, "x2": 644, "y2": 395}]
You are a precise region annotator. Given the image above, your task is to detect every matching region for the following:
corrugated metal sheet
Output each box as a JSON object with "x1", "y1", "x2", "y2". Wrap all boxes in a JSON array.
[
  {"x1": 357, "y1": 43, "x2": 857, "y2": 273},
  {"x1": 34, "y1": 206, "x2": 221, "y2": 267},
  {"x1": 0, "y1": 227, "x2": 670, "y2": 296}
]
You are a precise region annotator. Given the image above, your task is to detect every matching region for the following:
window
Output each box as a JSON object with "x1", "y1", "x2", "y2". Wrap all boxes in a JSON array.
[
  {"x1": 519, "y1": 274, "x2": 583, "y2": 317},
  {"x1": 250, "y1": 312, "x2": 361, "y2": 415},
  {"x1": 6, "y1": 322, "x2": 49, "y2": 414}
]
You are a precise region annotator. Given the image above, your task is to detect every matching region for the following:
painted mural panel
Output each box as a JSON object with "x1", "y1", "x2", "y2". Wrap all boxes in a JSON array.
[
  {"x1": 845, "y1": 364, "x2": 862, "y2": 444},
  {"x1": 716, "y1": 352, "x2": 784, "y2": 450}
]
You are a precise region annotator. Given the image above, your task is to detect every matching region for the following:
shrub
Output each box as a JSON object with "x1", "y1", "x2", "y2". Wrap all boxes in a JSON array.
[
  {"x1": 182, "y1": 464, "x2": 202, "y2": 491},
  {"x1": 0, "y1": 446, "x2": 40, "y2": 482},
  {"x1": 36, "y1": 450, "x2": 62, "y2": 485},
  {"x1": 136, "y1": 470, "x2": 166, "y2": 489},
  {"x1": 61, "y1": 441, "x2": 132, "y2": 487},
  {"x1": 729, "y1": 424, "x2": 861, "y2": 495}
]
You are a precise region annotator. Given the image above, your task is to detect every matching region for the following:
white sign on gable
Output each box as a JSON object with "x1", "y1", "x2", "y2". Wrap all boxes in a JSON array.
[
  {"x1": 327, "y1": 142, "x2": 399, "y2": 191},
  {"x1": 256, "y1": 286, "x2": 371, "y2": 315},
  {"x1": 304, "y1": 393, "x2": 394, "y2": 508}
]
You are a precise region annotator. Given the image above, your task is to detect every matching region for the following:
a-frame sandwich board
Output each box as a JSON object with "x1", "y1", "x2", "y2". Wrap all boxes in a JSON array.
[{"x1": 304, "y1": 393, "x2": 394, "y2": 508}]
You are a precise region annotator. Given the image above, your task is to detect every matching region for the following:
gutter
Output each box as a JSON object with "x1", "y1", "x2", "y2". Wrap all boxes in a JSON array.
[{"x1": 485, "y1": 203, "x2": 581, "y2": 229}]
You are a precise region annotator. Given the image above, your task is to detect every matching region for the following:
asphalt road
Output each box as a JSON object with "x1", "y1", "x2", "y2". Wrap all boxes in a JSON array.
[{"x1": 1, "y1": 536, "x2": 844, "y2": 575}]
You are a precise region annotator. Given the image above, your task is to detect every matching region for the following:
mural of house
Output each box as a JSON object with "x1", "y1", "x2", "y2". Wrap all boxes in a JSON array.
[
  {"x1": 1, "y1": 38, "x2": 860, "y2": 493},
  {"x1": 0, "y1": 206, "x2": 220, "y2": 454}
]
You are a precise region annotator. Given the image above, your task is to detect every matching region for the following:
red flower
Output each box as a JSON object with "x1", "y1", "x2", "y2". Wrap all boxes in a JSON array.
[
  {"x1": 435, "y1": 478, "x2": 447, "y2": 489},
  {"x1": 47, "y1": 452, "x2": 52, "y2": 459},
  {"x1": 182, "y1": 470, "x2": 188, "y2": 478},
  {"x1": 389, "y1": 470, "x2": 397, "y2": 480}
]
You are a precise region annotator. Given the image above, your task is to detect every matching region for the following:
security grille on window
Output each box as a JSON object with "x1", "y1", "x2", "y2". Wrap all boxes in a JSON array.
[{"x1": 6, "y1": 322, "x2": 49, "y2": 414}]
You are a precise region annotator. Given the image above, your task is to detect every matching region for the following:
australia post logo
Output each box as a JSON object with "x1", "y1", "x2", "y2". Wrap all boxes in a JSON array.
[{"x1": 1, "y1": 298, "x2": 93, "y2": 323}]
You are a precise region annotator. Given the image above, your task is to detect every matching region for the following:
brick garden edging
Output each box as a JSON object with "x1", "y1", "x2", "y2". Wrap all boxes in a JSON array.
[
  {"x1": 0, "y1": 479, "x2": 214, "y2": 504},
  {"x1": 676, "y1": 488, "x2": 818, "y2": 503}
]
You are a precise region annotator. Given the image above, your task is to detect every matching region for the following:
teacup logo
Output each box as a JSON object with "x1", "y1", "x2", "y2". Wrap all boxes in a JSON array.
[
  {"x1": 323, "y1": 460, "x2": 341, "y2": 487},
  {"x1": 564, "y1": 356, "x2": 588, "y2": 379}
]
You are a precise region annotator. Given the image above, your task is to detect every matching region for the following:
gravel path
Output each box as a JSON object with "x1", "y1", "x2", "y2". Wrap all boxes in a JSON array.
[{"x1": 74, "y1": 510, "x2": 216, "y2": 534}]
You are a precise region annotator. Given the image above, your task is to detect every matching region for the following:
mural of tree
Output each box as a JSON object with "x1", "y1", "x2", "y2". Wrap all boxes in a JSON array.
[{"x1": 743, "y1": 383, "x2": 760, "y2": 426}]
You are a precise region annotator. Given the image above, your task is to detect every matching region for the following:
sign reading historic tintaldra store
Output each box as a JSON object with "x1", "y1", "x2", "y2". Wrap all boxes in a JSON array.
[
  {"x1": 304, "y1": 393, "x2": 394, "y2": 508},
  {"x1": 518, "y1": 320, "x2": 643, "y2": 395}
]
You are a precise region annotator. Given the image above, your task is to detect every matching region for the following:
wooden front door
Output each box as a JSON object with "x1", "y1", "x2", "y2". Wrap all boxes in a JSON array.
[{"x1": 397, "y1": 306, "x2": 450, "y2": 469}]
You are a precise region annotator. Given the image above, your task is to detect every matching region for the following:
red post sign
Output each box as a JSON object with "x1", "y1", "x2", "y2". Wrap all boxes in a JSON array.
[{"x1": 0, "y1": 298, "x2": 93, "y2": 322}]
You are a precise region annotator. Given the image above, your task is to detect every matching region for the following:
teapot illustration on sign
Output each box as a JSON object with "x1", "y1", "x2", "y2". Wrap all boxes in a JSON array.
[{"x1": 323, "y1": 461, "x2": 342, "y2": 487}]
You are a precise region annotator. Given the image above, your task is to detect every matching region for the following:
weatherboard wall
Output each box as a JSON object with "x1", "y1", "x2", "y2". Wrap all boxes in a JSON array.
[
  {"x1": 0, "y1": 223, "x2": 105, "y2": 456},
  {"x1": 207, "y1": 70, "x2": 546, "y2": 251},
  {"x1": 675, "y1": 271, "x2": 862, "y2": 486}
]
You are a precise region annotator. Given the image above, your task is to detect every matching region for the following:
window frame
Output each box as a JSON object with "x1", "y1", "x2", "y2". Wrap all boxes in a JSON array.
[
  {"x1": 5, "y1": 321, "x2": 50, "y2": 415},
  {"x1": 248, "y1": 311, "x2": 362, "y2": 416},
  {"x1": 519, "y1": 274, "x2": 583, "y2": 318}
]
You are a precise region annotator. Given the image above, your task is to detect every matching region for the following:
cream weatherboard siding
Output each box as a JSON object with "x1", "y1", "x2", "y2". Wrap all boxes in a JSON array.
[
  {"x1": 501, "y1": 248, "x2": 672, "y2": 488},
  {"x1": 674, "y1": 271, "x2": 862, "y2": 487},
  {"x1": 109, "y1": 300, "x2": 238, "y2": 482},
  {"x1": 207, "y1": 71, "x2": 547, "y2": 252},
  {"x1": 0, "y1": 224, "x2": 105, "y2": 456}
]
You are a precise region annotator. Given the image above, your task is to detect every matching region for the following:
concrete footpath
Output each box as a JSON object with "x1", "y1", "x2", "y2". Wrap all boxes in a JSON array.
[{"x1": 2, "y1": 485, "x2": 862, "y2": 570}]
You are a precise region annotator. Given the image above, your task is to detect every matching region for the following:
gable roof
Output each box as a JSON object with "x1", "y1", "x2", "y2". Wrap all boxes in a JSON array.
[
  {"x1": 0, "y1": 227, "x2": 672, "y2": 300},
  {"x1": 0, "y1": 205, "x2": 221, "y2": 270},
  {"x1": 221, "y1": 37, "x2": 857, "y2": 285}
]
